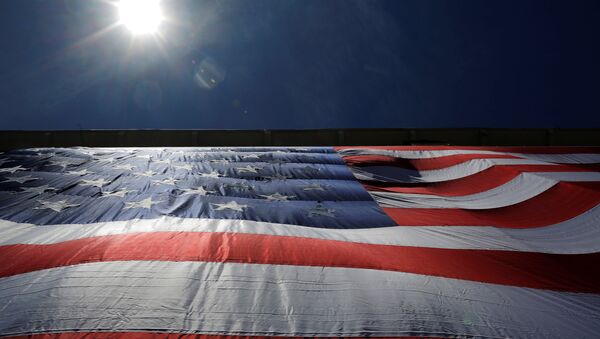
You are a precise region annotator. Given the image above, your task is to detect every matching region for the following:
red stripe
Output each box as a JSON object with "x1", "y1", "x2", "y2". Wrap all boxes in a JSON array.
[
  {"x1": 5, "y1": 333, "x2": 442, "y2": 339},
  {"x1": 362, "y1": 165, "x2": 599, "y2": 196},
  {"x1": 334, "y1": 146, "x2": 600, "y2": 153},
  {"x1": 383, "y1": 181, "x2": 600, "y2": 227},
  {"x1": 2, "y1": 231, "x2": 599, "y2": 293}
]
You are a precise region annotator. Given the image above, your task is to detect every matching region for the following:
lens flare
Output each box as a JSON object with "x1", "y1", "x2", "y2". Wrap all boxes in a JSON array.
[{"x1": 117, "y1": 0, "x2": 164, "y2": 35}]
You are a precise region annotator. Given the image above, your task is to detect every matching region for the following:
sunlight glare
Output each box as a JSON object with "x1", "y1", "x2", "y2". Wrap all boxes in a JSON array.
[{"x1": 118, "y1": 0, "x2": 164, "y2": 35}]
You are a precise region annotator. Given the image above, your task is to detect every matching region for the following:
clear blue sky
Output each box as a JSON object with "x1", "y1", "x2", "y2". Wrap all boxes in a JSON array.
[{"x1": 0, "y1": 0, "x2": 599, "y2": 130}]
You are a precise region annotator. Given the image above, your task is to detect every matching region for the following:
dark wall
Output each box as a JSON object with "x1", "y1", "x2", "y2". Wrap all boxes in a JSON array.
[{"x1": 1, "y1": 129, "x2": 599, "y2": 151}]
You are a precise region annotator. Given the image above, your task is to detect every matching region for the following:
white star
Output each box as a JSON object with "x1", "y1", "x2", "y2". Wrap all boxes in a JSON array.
[
  {"x1": 133, "y1": 170, "x2": 157, "y2": 177},
  {"x1": 179, "y1": 186, "x2": 215, "y2": 196},
  {"x1": 35, "y1": 200, "x2": 80, "y2": 212},
  {"x1": 307, "y1": 203, "x2": 336, "y2": 217},
  {"x1": 302, "y1": 165, "x2": 320, "y2": 171},
  {"x1": 200, "y1": 170, "x2": 221, "y2": 178},
  {"x1": 153, "y1": 159, "x2": 171, "y2": 165},
  {"x1": 0, "y1": 165, "x2": 27, "y2": 174},
  {"x1": 211, "y1": 201, "x2": 248, "y2": 212},
  {"x1": 152, "y1": 177, "x2": 180, "y2": 186},
  {"x1": 303, "y1": 184, "x2": 325, "y2": 191},
  {"x1": 114, "y1": 164, "x2": 136, "y2": 171},
  {"x1": 259, "y1": 192, "x2": 295, "y2": 201},
  {"x1": 173, "y1": 164, "x2": 193, "y2": 171},
  {"x1": 36, "y1": 152, "x2": 55, "y2": 158},
  {"x1": 21, "y1": 185, "x2": 56, "y2": 195},
  {"x1": 124, "y1": 197, "x2": 161, "y2": 209},
  {"x1": 236, "y1": 165, "x2": 261, "y2": 174},
  {"x1": 224, "y1": 183, "x2": 252, "y2": 190},
  {"x1": 265, "y1": 174, "x2": 291, "y2": 181},
  {"x1": 302, "y1": 166, "x2": 321, "y2": 175},
  {"x1": 101, "y1": 189, "x2": 135, "y2": 198},
  {"x1": 1, "y1": 175, "x2": 39, "y2": 184},
  {"x1": 67, "y1": 169, "x2": 93, "y2": 176},
  {"x1": 217, "y1": 149, "x2": 235, "y2": 154},
  {"x1": 0, "y1": 159, "x2": 14, "y2": 166},
  {"x1": 48, "y1": 161, "x2": 73, "y2": 169},
  {"x1": 77, "y1": 149, "x2": 98, "y2": 156},
  {"x1": 96, "y1": 157, "x2": 116, "y2": 163},
  {"x1": 80, "y1": 178, "x2": 110, "y2": 188},
  {"x1": 210, "y1": 159, "x2": 231, "y2": 165}
]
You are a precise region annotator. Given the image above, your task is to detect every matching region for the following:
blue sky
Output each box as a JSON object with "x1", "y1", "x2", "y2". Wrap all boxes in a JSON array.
[{"x1": 0, "y1": 0, "x2": 599, "y2": 130}]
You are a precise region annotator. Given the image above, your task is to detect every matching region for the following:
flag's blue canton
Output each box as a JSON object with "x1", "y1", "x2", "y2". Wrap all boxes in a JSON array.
[{"x1": 0, "y1": 147, "x2": 396, "y2": 229}]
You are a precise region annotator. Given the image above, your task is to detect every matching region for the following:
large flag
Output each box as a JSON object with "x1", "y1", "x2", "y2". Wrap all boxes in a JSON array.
[{"x1": 0, "y1": 146, "x2": 599, "y2": 338}]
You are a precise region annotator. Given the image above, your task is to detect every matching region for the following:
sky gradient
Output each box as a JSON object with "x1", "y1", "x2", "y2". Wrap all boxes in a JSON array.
[{"x1": 0, "y1": 0, "x2": 599, "y2": 130}]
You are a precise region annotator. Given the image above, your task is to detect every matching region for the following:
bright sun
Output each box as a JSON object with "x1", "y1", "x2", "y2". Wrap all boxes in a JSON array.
[{"x1": 117, "y1": 0, "x2": 164, "y2": 35}]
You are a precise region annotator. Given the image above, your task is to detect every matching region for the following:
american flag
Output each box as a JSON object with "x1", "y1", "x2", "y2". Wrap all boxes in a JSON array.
[{"x1": 0, "y1": 146, "x2": 599, "y2": 338}]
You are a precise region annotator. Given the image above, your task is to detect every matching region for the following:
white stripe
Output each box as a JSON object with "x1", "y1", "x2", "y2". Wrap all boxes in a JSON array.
[
  {"x1": 338, "y1": 148, "x2": 600, "y2": 163},
  {"x1": 369, "y1": 172, "x2": 600, "y2": 209},
  {"x1": 522, "y1": 153, "x2": 600, "y2": 164},
  {"x1": 370, "y1": 172, "x2": 556, "y2": 209},
  {"x1": 351, "y1": 158, "x2": 550, "y2": 183},
  {"x1": 1, "y1": 261, "x2": 599, "y2": 338},
  {"x1": 2, "y1": 202, "x2": 600, "y2": 254}
]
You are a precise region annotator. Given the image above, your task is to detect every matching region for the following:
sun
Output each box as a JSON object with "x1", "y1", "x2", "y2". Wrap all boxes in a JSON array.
[{"x1": 117, "y1": 0, "x2": 164, "y2": 35}]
